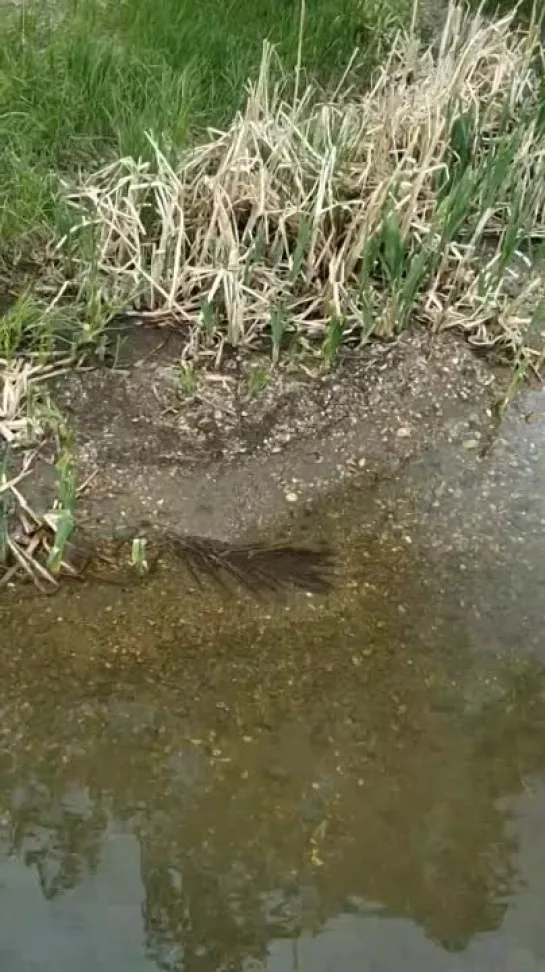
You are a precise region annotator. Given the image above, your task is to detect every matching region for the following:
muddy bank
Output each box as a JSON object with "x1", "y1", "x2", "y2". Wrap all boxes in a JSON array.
[{"x1": 17, "y1": 327, "x2": 501, "y2": 547}]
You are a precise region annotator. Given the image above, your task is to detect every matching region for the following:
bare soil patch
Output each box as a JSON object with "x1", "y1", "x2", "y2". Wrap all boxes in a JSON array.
[{"x1": 20, "y1": 326, "x2": 499, "y2": 545}]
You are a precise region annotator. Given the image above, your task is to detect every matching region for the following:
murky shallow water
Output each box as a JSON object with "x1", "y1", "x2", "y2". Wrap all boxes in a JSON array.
[{"x1": 2, "y1": 419, "x2": 545, "y2": 971}]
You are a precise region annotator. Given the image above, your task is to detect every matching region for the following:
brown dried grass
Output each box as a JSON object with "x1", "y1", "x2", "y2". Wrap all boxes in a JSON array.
[{"x1": 62, "y1": 3, "x2": 545, "y2": 366}]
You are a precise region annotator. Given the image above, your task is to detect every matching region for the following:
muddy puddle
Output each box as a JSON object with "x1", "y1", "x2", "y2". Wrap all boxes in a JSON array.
[{"x1": 2, "y1": 401, "x2": 545, "y2": 971}]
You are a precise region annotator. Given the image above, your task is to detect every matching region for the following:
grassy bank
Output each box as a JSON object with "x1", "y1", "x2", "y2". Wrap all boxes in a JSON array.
[
  {"x1": 62, "y1": 5, "x2": 545, "y2": 358},
  {"x1": 2, "y1": 0, "x2": 545, "y2": 587},
  {"x1": 1, "y1": 2, "x2": 544, "y2": 374},
  {"x1": 0, "y1": 0, "x2": 409, "y2": 250},
  {"x1": 0, "y1": 0, "x2": 412, "y2": 585}
]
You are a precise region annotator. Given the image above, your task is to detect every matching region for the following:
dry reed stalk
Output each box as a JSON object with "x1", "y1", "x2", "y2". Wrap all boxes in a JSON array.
[{"x1": 61, "y1": 3, "x2": 545, "y2": 363}]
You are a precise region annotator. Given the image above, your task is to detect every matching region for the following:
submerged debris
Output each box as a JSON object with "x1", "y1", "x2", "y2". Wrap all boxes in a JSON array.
[
  {"x1": 163, "y1": 532, "x2": 334, "y2": 596},
  {"x1": 0, "y1": 483, "x2": 334, "y2": 597}
]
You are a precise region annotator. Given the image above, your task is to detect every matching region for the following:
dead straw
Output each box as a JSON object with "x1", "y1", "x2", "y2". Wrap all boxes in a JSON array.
[{"x1": 62, "y1": 3, "x2": 545, "y2": 366}]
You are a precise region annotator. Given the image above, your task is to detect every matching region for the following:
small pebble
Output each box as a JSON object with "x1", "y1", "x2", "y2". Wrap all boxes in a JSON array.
[{"x1": 285, "y1": 492, "x2": 298, "y2": 503}]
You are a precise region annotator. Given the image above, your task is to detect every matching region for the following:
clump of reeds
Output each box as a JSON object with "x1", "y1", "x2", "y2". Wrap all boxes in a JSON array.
[
  {"x1": 0, "y1": 476, "x2": 335, "y2": 596},
  {"x1": 62, "y1": 2, "x2": 545, "y2": 369},
  {"x1": 0, "y1": 290, "x2": 80, "y2": 448},
  {"x1": 0, "y1": 448, "x2": 81, "y2": 591}
]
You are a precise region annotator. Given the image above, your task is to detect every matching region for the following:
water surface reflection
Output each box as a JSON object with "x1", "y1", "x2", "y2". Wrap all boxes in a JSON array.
[{"x1": 1, "y1": 480, "x2": 545, "y2": 970}]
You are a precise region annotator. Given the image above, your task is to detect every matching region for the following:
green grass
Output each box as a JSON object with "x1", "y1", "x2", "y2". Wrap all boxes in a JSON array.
[
  {"x1": 0, "y1": 292, "x2": 73, "y2": 360},
  {"x1": 2, "y1": 1, "x2": 545, "y2": 591},
  {"x1": 0, "y1": 0, "x2": 409, "y2": 254},
  {"x1": 58, "y1": 5, "x2": 545, "y2": 371},
  {"x1": 46, "y1": 449, "x2": 77, "y2": 574},
  {"x1": 2, "y1": 0, "x2": 545, "y2": 382}
]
